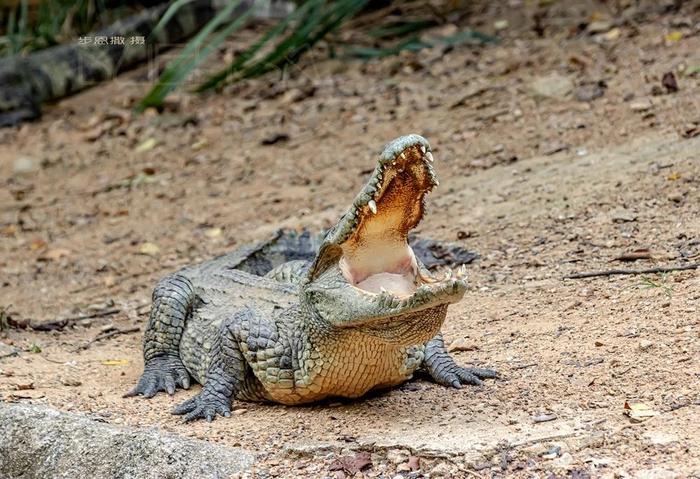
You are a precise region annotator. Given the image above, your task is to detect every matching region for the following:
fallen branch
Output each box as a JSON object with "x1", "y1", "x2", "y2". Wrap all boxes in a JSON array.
[
  {"x1": 30, "y1": 307, "x2": 121, "y2": 332},
  {"x1": 564, "y1": 263, "x2": 699, "y2": 280},
  {"x1": 66, "y1": 308, "x2": 121, "y2": 322},
  {"x1": 77, "y1": 327, "x2": 140, "y2": 351},
  {"x1": 512, "y1": 363, "x2": 537, "y2": 370}
]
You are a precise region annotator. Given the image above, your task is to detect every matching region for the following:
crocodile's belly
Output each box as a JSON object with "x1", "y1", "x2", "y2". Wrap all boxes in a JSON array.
[{"x1": 255, "y1": 342, "x2": 425, "y2": 405}]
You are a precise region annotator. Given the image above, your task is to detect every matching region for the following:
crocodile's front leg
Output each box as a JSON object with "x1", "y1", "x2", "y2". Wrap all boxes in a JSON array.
[
  {"x1": 424, "y1": 333, "x2": 498, "y2": 388},
  {"x1": 173, "y1": 307, "x2": 280, "y2": 422},
  {"x1": 172, "y1": 311, "x2": 251, "y2": 422},
  {"x1": 125, "y1": 274, "x2": 193, "y2": 398}
]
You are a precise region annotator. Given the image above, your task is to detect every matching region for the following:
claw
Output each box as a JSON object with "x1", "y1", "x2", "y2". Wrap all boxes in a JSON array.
[
  {"x1": 173, "y1": 389, "x2": 232, "y2": 423},
  {"x1": 165, "y1": 376, "x2": 176, "y2": 395},
  {"x1": 125, "y1": 355, "x2": 191, "y2": 399}
]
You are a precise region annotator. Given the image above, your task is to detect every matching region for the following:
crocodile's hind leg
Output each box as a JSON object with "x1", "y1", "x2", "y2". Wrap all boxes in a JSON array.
[
  {"x1": 172, "y1": 309, "x2": 254, "y2": 422},
  {"x1": 125, "y1": 274, "x2": 194, "y2": 398},
  {"x1": 423, "y1": 333, "x2": 498, "y2": 388}
]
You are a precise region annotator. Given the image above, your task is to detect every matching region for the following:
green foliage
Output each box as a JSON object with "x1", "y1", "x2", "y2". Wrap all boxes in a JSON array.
[
  {"x1": 639, "y1": 273, "x2": 674, "y2": 299},
  {"x1": 366, "y1": 19, "x2": 437, "y2": 39},
  {"x1": 140, "y1": 0, "x2": 370, "y2": 106},
  {"x1": 343, "y1": 28, "x2": 496, "y2": 59},
  {"x1": 0, "y1": 0, "x2": 130, "y2": 57},
  {"x1": 140, "y1": 0, "x2": 496, "y2": 106},
  {"x1": 0, "y1": 304, "x2": 10, "y2": 331},
  {"x1": 136, "y1": 0, "x2": 254, "y2": 111}
]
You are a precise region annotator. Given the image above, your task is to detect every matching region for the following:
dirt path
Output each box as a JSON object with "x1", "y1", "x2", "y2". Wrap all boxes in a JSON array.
[{"x1": 1, "y1": 1, "x2": 699, "y2": 477}]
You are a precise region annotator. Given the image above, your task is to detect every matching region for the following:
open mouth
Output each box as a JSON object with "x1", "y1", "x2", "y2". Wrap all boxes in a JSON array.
[{"x1": 331, "y1": 135, "x2": 465, "y2": 298}]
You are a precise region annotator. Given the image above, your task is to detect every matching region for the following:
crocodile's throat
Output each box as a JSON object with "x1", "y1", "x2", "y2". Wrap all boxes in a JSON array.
[{"x1": 339, "y1": 142, "x2": 433, "y2": 296}]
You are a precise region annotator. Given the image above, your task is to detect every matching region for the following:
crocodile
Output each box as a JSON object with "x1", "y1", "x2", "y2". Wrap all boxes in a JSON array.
[
  {"x1": 0, "y1": 0, "x2": 289, "y2": 127},
  {"x1": 126, "y1": 134, "x2": 497, "y2": 422}
]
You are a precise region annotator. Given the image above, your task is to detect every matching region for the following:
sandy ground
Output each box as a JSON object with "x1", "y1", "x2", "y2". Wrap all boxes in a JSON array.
[{"x1": 1, "y1": 1, "x2": 699, "y2": 477}]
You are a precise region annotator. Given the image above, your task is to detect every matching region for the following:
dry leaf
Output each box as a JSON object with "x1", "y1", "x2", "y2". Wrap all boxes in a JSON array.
[
  {"x1": 624, "y1": 401, "x2": 659, "y2": 422},
  {"x1": 192, "y1": 139, "x2": 208, "y2": 150},
  {"x1": 681, "y1": 122, "x2": 699, "y2": 138},
  {"x1": 533, "y1": 412, "x2": 557, "y2": 423},
  {"x1": 448, "y1": 338, "x2": 479, "y2": 352},
  {"x1": 664, "y1": 31, "x2": 683, "y2": 43},
  {"x1": 137, "y1": 242, "x2": 160, "y2": 256},
  {"x1": 135, "y1": 138, "x2": 157, "y2": 153},
  {"x1": 613, "y1": 248, "x2": 652, "y2": 262},
  {"x1": 667, "y1": 172, "x2": 681, "y2": 181},
  {"x1": 204, "y1": 227, "x2": 223, "y2": 238},
  {"x1": 40, "y1": 248, "x2": 71, "y2": 261},
  {"x1": 329, "y1": 452, "x2": 372, "y2": 475},
  {"x1": 1, "y1": 225, "x2": 17, "y2": 236},
  {"x1": 603, "y1": 28, "x2": 621, "y2": 41},
  {"x1": 29, "y1": 238, "x2": 47, "y2": 251},
  {"x1": 102, "y1": 359, "x2": 129, "y2": 366}
]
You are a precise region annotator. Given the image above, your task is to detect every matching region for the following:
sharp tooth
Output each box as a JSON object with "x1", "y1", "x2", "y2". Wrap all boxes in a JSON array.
[
  {"x1": 368, "y1": 199, "x2": 377, "y2": 214},
  {"x1": 426, "y1": 151, "x2": 434, "y2": 163},
  {"x1": 392, "y1": 161, "x2": 397, "y2": 166},
  {"x1": 458, "y1": 264, "x2": 467, "y2": 278},
  {"x1": 420, "y1": 145, "x2": 426, "y2": 154},
  {"x1": 434, "y1": 179, "x2": 440, "y2": 187},
  {"x1": 380, "y1": 287, "x2": 387, "y2": 293}
]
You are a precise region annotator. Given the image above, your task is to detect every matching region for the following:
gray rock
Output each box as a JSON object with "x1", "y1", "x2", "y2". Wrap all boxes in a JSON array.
[
  {"x1": 0, "y1": 341, "x2": 19, "y2": 359},
  {"x1": 13, "y1": 156, "x2": 39, "y2": 175},
  {"x1": 0, "y1": 403, "x2": 255, "y2": 479},
  {"x1": 575, "y1": 82, "x2": 606, "y2": 102},
  {"x1": 530, "y1": 73, "x2": 573, "y2": 100},
  {"x1": 634, "y1": 468, "x2": 679, "y2": 479}
]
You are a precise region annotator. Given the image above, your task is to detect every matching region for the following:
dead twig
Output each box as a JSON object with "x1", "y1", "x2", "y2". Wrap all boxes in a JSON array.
[
  {"x1": 512, "y1": 363, "x2": 537, "y2": 370},
  {"x1": 65, "y1": 308, "x2": 121, "y2": 323},
  {"x1": 77, "y1": 326, "x2": 140, "y2": 351},
  {"x1": 31, "y1": 308, "x2": 121, "y2": 332},
  {"x1": 564, "y1": 263, "x2": 699, "y2": 280}
]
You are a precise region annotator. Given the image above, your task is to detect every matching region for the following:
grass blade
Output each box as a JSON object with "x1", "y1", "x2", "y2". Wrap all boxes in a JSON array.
[
  {"x1": 199, "y1": 0, "x2": 368, "y2": 89},
  {"x1": 366, "y1": 19, "x2": 437, "y2": 39},
  {"x1": 196, "y1": 0, "x2": 316, "y2": 91},
  {"x1": 344, "y1": 28, "x2": 497, "y2": 59},
  {"x1": 136, "y1": 0, "x2": 252, "y2": 111},
  {"x1": 151, "y1": 0, "x2": 193, "y2": 39}
]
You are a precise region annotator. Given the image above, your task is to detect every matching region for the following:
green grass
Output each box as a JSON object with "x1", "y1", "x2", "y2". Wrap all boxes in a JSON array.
[
  {"x1": 639, "y1": 273, "x2": 674, "y2": 299},
  {"x1": 0, "y1": 0, "x2": 133, "y2": 57},
  {"x1": 138, "y1": 0, "x2": 371, "y2": 108},
  {"x1": 139, "y1": 0, "x2": 496, "y2": 107},
  {"x1": 0, "y1": 304, "x2": 10, "y2": 331},
  {"x1": 3, "y1": 1, "x2": 495, "y2": 109}
]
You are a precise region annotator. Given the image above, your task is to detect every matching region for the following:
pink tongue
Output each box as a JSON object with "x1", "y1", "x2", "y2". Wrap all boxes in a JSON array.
[{"x1": 356, "y1": 272, "x2": 416, "y2": 295}]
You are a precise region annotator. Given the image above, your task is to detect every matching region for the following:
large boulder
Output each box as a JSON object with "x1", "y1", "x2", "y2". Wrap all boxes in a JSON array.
[{"x1": 0, "y1": 403, "x2": 255, "y2": 478}]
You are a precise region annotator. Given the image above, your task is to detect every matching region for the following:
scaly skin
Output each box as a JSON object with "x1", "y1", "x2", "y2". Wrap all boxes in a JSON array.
[{"x1": 126, "y1": 135, "x2": 497, "y2": 422}]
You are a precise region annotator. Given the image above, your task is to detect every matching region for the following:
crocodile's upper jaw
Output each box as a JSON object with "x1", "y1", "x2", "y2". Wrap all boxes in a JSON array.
[
  {"x1": 305, "y1": 134, "x2": 467, "y2": 329},
  {"x1": 338, "y1": 137, "x2": 435, "y2": 296}
]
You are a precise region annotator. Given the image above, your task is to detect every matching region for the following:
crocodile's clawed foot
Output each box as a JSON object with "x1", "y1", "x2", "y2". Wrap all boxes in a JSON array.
[
  {"x1": 124, "y1": 355, "x2": 190, "y2": 399},
  {"x1": 172, "y1": 389, "x2": 231, "y2": 423},
  {"x1": 444, "y1": 366, "x2": 499, "y2": 389}
]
